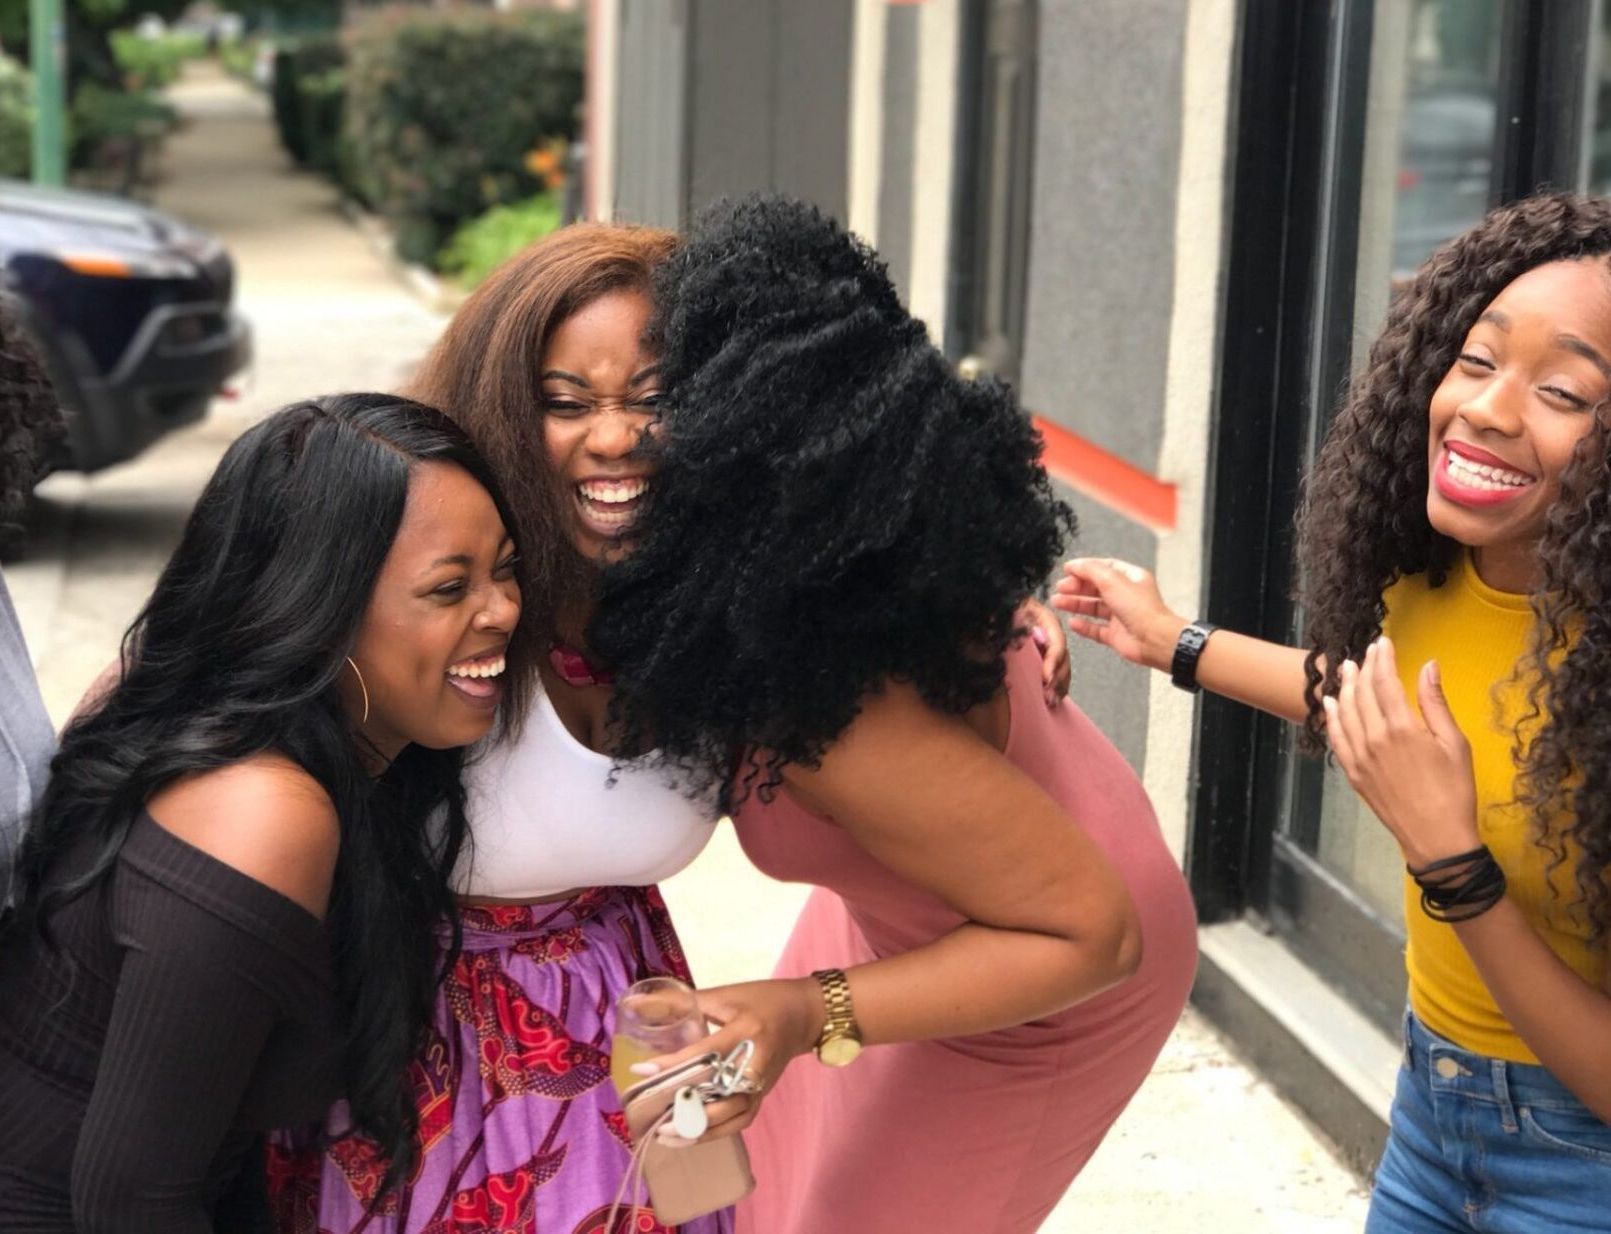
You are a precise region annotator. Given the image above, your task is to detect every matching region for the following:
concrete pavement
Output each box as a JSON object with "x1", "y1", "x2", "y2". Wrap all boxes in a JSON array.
[{"x1": 8, "y1": 61, "x2": 1370, "y2": 1233}]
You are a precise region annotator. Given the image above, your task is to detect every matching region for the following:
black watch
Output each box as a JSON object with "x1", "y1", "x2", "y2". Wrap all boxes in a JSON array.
[{"x1": 1170, "y1": 621, "x2": 1218, "y2": 693}]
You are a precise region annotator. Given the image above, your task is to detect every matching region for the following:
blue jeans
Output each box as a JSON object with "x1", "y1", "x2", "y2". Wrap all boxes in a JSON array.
[{"x1": 1367, "y1": 1011, "x2": 1611, "y2": 1231}]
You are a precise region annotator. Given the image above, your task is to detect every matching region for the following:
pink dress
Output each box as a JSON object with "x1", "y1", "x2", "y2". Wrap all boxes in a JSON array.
[{"x1": 731, "y1": 642, "x2": 1198, "y2": 1233}]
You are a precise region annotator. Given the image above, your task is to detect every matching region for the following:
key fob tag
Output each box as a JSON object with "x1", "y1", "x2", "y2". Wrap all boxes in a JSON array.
[{"x1": 671, "y1": 1085, "x2": 709, "y2": 1139}]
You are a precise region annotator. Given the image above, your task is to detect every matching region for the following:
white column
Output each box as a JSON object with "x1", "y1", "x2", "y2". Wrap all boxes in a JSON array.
[
  {"x1": 906, "y1": 0, "x2": 961, "y2": 343},
  {"x1": 847, "y1": 0, "x2": 888, "y2": 246},
  {"x1": 1142, "y1": 0, "x2": 1239, "y2": 861},
  {"x1": 585, "y1": 0, "x2": 622, "y2": 222}
]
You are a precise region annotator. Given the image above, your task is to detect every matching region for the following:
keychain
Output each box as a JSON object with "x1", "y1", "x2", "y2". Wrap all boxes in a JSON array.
[
  {"x1": 662, "y1": 1040, "x2": 755, "y2": 1142},
  {"x1": 671, "y1": 1085, "x2": 710, "y2": 1139}
]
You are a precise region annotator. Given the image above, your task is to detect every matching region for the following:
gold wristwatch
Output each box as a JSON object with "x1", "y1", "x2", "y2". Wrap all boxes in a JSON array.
[{"x1": 811, "y1": 968, "x2": 863, "y2": 1067}]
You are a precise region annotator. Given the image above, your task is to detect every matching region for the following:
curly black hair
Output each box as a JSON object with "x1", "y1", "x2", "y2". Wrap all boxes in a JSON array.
[
  {"x1": 1295, "y1": 191, "x2": 1611, "y2": 938},
  {"x1": 589, "y1": 195, "x2": 1075, "y2": 806},
  {"x1": 0, "y1": 296, "x2": 66, "y2": 535}
]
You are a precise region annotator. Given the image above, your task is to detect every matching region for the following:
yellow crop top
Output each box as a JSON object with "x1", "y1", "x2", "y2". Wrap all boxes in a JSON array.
[{"x1": 1382, "y1": 551, "x2": 1606, "y2": 1062}]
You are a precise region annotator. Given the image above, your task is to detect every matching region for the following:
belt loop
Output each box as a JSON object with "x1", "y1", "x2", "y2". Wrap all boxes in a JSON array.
[
  {"x1": 1402, "y1": 1011, "x2": 1415, "y2": 1071},
  {"x1": 1490, "y1": 1058, "x2": 1519, "y2": 1134}
]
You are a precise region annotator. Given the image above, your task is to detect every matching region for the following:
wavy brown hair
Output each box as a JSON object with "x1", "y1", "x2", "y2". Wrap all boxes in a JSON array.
[
  {"x1": 0, "y1": 296, "x2": 66, "y2": 535},
  {"x1": 1295, "y1": 191, "x2": 1611, "y2": 936},
  {"x1": 407, "y1": 223, "x2": 678, "y2": 713}
]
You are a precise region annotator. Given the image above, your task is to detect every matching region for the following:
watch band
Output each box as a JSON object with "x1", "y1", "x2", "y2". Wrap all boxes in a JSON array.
[
  {"x1": 811, "y1": 968, "x2": 863, "y2": 1066},
  {"x1": 1170, "y1": 621, "x2": 1218, "y2": 694}
]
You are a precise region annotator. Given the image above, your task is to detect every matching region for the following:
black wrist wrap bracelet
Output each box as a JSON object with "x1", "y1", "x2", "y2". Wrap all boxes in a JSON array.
[
  {"x1": 1407, "y1": 845, "x2": 1507, "y2": 923},
  {"x1": 1170, "y1": 622, "x2": 1217, "y2": 694}
]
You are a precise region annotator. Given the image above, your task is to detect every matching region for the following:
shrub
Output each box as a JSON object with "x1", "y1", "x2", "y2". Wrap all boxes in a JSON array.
[
  {"x1": 110, "y1": 31, "x2": 208, "y2": 91},
  {"x1": 71, "y1": 81, "x2": 178, "y2": 150},
  {"x1": 343, "y1": 8, "x2": 583, "y2": 266},
  {"x1": 438, "y1": 191, "x2": 563, "y2": 288},
  {"x1": 218, "y1": 38, "x2": 260, "y2": 84},
  {"x1": 270, "y1": 34, "x2": 346, "y2": 169},
  {"x1": 68, "y1": 82, "x2": 178, "y2": 190},
  {"x1": 0, "y1": 54, "x2": 32, "y2": 178}
]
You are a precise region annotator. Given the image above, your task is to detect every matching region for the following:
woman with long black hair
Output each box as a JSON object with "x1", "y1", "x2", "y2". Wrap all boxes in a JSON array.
[{"x1": 0, "y1": 393, "x2": 521, "y2": 1232}]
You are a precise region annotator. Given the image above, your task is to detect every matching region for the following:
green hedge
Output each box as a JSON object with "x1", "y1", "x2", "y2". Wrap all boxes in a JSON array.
[
  {"x1": 72, "y1": 82, "x2": 178, "y2": 149},
  {"x1": 0, "y1": 54, "x2": 31, "y2": 178},
  {"x1": 218, "y1": 38, "x2": 260, "y2": 84},
  {"x1": 344, "y1": 9, "x2": 583, "y2": 266},
  {"x1": 110, "y1": 31, "x2": 208, "y2": 91},
  {"x1": 270, "y1": 34, "x2": 347, "y2": 173}
]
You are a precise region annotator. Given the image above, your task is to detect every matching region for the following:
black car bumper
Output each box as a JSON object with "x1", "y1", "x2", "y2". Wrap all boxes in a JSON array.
[{"x1": 67, "y1": 302, "x2": 251, "y2": 472}]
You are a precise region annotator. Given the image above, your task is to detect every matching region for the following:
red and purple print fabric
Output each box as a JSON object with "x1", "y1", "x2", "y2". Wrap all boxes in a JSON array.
[{"x1": 267, "y1": 887, "x2": 731, "y2": 1234}]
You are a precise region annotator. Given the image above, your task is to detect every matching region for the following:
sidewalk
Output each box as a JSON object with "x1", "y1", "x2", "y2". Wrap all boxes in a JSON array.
[{"x1": 10, "y1": 62, "x2": 1371, "y2": 1233}]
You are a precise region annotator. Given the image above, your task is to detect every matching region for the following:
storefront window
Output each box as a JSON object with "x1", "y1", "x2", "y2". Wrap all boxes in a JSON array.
[
  {"x1": 1589, "y1": 6, "x2": 1611, "y2": 195},
  {"x1": 1287, "y1": 0, "x2": 1507, "y2": 930}
]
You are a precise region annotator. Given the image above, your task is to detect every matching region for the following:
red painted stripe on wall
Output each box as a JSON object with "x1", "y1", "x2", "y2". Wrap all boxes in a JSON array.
[{"x1": 1032, "y1": 415, "x2": 1178, "y2": 533}]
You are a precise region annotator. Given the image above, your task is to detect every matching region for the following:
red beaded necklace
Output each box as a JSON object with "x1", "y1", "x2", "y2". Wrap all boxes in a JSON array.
[{"x1": 549, "y1": 643, "x2": 614, "y2": 688}]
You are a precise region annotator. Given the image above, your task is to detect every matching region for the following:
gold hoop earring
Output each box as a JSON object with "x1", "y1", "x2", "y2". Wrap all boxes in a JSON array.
[{"x1": 345, "y1": 656, "x2": 370, "y2": 726}]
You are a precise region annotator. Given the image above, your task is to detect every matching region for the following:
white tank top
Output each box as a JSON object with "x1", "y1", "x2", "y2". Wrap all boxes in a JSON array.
[{"x1": 450, "y1": 688, "x2": 718, "y2": 899}]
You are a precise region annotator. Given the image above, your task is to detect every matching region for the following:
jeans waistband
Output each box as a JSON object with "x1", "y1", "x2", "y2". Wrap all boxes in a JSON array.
[{"x1": 1404, "y1": 1009, "x2": 1589, "y2": 1115}]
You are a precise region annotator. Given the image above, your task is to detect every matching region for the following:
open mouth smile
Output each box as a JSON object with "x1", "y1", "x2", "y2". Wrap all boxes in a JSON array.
[
  {"x1": 445, "y1": 647, "x2": 507, "y2": 709},
  {"x1": 1433, "y1": 442, "x2": 1537, "y2": 508},
  {"x1": 575, "y1": 476, "x2": 650, "y2": 537}
]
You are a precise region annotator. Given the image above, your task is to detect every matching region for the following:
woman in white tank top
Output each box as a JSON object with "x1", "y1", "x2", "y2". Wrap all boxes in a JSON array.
[
  {"x1": 270, "y1": 224, "x2": 1066, "y2": 1234},
  {"x1": 269, "y1": 225, "x2": 737, "y2": 1234}
]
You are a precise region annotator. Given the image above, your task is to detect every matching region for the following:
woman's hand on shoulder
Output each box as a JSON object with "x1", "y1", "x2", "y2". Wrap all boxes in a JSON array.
[
  {"x1": 144, "y1": 755, "x2": 339, "y2": 919},
  {"x1": 1052, "y1": 557, "x2": 1186, "y2": 672},
  {"x1": 1017, "y1": 597, "x2": 1070, "y2": 706}
]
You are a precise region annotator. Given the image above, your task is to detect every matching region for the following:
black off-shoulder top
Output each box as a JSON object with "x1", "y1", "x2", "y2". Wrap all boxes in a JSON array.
[{"x1": 0, "y1": 812, "x2": 343, "y2": 1232}]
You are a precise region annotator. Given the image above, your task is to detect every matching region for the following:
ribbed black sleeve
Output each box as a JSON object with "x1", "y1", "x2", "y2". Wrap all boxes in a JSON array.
[{"x1": 0, "y1": 813, "x2": 341, "y2": 1233}]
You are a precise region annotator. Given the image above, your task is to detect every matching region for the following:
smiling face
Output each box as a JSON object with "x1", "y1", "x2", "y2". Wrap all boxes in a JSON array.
[
  {"x1": 1426, "y1": 257, "x2": 1611, "y2": 590},
  {"x1": 345, "y1": 460, "x2": 522, "y2": 760},
  {"x1": 540, "y1": 289, "x2": 661, "y2": 566}
]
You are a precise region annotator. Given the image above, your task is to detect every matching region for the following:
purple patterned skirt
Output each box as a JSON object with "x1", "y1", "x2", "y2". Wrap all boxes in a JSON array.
[{"x1": 266, "y1": 886, "x2": 733, "y2": 1234}]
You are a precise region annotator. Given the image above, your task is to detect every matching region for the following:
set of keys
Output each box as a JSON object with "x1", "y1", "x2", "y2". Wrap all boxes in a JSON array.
[{"x1": 667, "y1": 1039, "x2": 757, "y2": 1140}]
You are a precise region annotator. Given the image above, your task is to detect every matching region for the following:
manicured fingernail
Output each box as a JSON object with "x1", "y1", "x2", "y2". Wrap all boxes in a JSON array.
[
  {"x1": 629, "y1": 1063, "x2": 660, "y2": 1077},
  {"x1": 1031, "y1": 626, "x2": 1049, "y2": 648}
]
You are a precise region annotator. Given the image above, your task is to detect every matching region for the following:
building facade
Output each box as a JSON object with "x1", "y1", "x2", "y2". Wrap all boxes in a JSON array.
[{"x1": 585, "y1": 0, "x2": 1611, "y2": 1171}]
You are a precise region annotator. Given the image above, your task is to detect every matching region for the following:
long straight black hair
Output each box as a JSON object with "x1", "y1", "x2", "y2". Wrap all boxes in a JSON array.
[{"x1": 8, "y1": 392, "x2": 517, "y2": 1179}]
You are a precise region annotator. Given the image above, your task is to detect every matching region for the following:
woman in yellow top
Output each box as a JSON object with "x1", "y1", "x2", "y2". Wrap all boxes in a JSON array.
[{"x1": 1055, "y1": 191, "x2": 1611, "y2": 1231}]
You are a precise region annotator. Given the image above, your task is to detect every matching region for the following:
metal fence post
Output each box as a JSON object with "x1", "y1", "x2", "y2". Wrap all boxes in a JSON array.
[{"x1": 30, "y1": 0, "x2": 66, "y2": 186}]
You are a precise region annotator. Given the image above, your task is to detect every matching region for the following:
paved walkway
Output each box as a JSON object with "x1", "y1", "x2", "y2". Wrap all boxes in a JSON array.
[{"x1": 8, "y1": 61, "x2": 1370, "y2": 1233}]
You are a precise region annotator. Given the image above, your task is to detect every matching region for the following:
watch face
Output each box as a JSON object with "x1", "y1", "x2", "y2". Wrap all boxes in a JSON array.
[{"x1": 819, "y1": 1035, "x2": 863, "y2": 1067}]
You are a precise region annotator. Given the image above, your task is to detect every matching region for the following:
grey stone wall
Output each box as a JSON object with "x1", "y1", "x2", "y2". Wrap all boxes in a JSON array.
[{"x1": 1018, "y1": 0, "x2": 1189, "y2": 769}]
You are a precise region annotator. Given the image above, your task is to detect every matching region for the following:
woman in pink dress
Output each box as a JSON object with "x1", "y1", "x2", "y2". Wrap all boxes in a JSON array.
[{"x1": 590, "y1": 195, "x2": 1199, "y2": 1232}]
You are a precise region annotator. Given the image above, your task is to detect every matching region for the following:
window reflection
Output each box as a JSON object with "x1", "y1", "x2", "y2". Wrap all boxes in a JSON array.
[
  {"x1": 1297, "y1": 0, "x2": 1506, "y2": 929},
  {"x1": 1390, "y1": 0, "x2": 1503, "y2": 283}
]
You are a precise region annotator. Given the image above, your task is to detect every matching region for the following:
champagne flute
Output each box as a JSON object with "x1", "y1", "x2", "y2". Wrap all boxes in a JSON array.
[{"x1": 611, "y1": 976, "x2": 707, "y2": 1096}]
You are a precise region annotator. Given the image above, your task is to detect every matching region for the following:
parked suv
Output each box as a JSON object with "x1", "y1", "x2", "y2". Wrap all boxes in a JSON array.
[{"x1": 0, "y1": 178, "x2": 250, "y2": 473}]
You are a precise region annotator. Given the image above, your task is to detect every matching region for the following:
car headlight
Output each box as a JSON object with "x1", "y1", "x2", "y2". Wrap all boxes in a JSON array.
[{"x1": 53, "y1": 251, "x2": 199, "y2": 280}]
